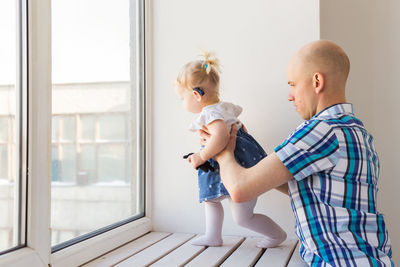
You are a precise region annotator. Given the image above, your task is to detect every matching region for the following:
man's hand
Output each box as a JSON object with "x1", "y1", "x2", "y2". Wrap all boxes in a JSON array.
[
  {"x1": 188, "y1": 152, "x2": 206, "y2": 169},
  {"x1": 215, "y1": 124, "x2": 238, "y2": 163}
]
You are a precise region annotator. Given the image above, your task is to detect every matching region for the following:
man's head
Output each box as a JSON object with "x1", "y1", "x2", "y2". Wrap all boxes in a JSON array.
[{"x1": 286, "y1": 40, "x2": 350, "y2": 120}]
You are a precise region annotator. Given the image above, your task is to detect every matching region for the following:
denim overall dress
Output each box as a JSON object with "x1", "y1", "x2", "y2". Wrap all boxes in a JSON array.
[{"x1": 189, "y1": 102, "x2": 267, "y2": 202}]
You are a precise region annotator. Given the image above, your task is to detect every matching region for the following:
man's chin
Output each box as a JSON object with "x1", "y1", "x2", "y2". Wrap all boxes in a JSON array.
[{"x1": 299, "y1": 112, "x2": 311, "y2": 120}]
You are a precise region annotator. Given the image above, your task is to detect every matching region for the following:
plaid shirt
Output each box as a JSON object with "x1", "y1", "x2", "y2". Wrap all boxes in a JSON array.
[{"x1": 275, "y1": 103, "x2": 393, "y2": 266}]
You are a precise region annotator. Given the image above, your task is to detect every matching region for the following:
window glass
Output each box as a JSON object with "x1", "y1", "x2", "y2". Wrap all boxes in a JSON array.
[
  {"x1": 79, "y1": 144, "x2": 95, "y2": 183},
  {"x1": 0, "y1": 0, "x2": 25, "y2": 254},
  {"x1": 0, "y1": 118, "x2": 9, "y2": 142},
  {"x1": 98, "y1": 114, "x2": 126, "y2": 140},
  {"x1": 61, "y1": 144, "x2": 77, "y2": 183},
  {"x1": 51, "y1": 0, "x2": 143, "y2": 249},
  {"x1": 0, "y1": 145, "x2": 9, "y2": 180},
  {"x1": 51, "y1": 145, "x2": 60, "y2": 182},
  {"x1": 80, "y1": 115, "x2": 95, "y2": 141},
  {"x1": 98, "y1": 144, "x2": 126, "y2": 183},
  {"x1": 52, "y1": 116, "x2": 60, "y2": 142},
  {"x1": 61, "y1": 116, "x2": 76, "y2": 141}
]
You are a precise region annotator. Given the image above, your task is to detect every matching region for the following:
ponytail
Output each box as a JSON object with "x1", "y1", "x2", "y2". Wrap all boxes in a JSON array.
[{"x1": 201, "y1": 50, "x2": 221, "y2": 75}]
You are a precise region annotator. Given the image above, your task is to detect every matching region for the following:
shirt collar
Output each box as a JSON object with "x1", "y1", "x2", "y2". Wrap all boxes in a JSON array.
[
  {"x1": 312, "y1": 103, "x2": 354, "y2": 119},
  {"x1": 202, "y1": 102, "x2": 220, "y2": 112}
]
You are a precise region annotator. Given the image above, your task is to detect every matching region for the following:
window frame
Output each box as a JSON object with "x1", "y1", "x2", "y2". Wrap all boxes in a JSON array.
[{"x1": 0, "y1": 0, "x2": 151, "y2": 266}]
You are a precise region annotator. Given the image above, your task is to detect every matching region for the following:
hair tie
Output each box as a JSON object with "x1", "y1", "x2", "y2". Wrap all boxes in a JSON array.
[
  {"x1": 193, "y1": 87, "x2": 205, "y2": 96},
  {"x1": 205, "y1": 62, "x2": 211, "y2": 74}
]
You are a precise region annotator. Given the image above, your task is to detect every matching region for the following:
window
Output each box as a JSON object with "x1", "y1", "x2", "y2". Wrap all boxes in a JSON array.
[
  {"x1": 0, "y1": 0, "x2": 27, "y2": 255},
  {"x1": 0, "y1": 1, "x2": 147, "y2": 265},
  {"x1": 51, "y1": 0, "x2": 145, "y2": 251}
]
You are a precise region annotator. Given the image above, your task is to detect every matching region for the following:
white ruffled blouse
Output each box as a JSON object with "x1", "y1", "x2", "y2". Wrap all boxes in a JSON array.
[{"x1": 189, "y1": 101, "x2": 243, "y2": 132}]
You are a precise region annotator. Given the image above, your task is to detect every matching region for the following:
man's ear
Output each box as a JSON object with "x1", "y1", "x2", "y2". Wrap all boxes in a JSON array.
[
  {"x1": 313, "y1": 72, "x2": 325, "y2": 94},
  {"x1": 192, "y1": 90, "x2": 202, "y2": 102}
]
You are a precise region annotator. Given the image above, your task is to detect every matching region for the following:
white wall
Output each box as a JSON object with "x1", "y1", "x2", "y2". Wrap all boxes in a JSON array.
[
  {"x1": 150, "y1": 0, "x2": 319, "y2": 239},
  {"x1": 320, "y1": 1, "x2": 400, "y2": 264}
]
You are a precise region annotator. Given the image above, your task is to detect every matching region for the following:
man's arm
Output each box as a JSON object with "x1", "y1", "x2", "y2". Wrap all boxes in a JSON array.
[
  {"x1": 215, "y1": 125, "x2": 293, "y2": 202},
  {"x1": 275, "y1": 183, "x2": 289, "y2": 195}
]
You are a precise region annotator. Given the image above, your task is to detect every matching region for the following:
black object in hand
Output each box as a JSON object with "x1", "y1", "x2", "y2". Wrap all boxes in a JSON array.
[{"x1": 183, "y1": 153, "x2": 215, "y2": 172}]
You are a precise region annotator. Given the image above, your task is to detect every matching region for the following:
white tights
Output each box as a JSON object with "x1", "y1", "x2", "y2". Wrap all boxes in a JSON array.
[{"x1": 191, "y1": 198, "x2": 287, "y2": 248}]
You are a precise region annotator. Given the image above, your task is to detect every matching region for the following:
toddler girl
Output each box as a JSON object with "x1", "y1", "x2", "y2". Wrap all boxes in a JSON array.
[{"x1": 175, "y1": 51, "x2": 286, "y2": 248}]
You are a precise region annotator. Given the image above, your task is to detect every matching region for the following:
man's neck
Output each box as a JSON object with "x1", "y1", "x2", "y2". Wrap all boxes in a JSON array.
[{"x1": 316, "y1": 89, "x2": 346, "y2": 115}]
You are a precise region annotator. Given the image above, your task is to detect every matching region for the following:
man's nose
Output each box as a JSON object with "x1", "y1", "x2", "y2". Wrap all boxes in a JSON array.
[{"x1": 287, "y1": 93, "x2": 294, "y2": 101}]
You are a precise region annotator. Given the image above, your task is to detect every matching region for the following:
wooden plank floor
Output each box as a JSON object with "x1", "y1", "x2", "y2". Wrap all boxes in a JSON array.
[{"x1": 81, "y1": 232, "x2": 307, "y2": 267}]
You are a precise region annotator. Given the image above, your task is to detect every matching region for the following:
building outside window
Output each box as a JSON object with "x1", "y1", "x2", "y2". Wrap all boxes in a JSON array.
[{"x1": 50, "y1": 0, "x2": 144, "y2": 249}]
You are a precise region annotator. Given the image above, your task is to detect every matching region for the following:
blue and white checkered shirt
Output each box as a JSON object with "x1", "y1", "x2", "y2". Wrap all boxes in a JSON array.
[{"x1": 275, "y1": 103, "x2": 393, "y2": 266}]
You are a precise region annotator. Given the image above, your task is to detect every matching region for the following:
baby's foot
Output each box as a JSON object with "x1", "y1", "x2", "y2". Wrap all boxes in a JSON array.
[
  {"x1": 256, "y1": 234, "x2": 287, "y2": 248},
  {"x1": 191, "y1": 235, "x2": 223, "y2": 247}
]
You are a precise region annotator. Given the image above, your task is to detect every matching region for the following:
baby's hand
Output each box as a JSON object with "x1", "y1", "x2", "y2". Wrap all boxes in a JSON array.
[{"x1": 188, "y1": 152, "x2": 206, "y2": 169}]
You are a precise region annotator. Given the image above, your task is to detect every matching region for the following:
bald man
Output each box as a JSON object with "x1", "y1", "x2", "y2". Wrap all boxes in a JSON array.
[{"x1": 202, "y1": 40, "x2": 393, "y2": 266}]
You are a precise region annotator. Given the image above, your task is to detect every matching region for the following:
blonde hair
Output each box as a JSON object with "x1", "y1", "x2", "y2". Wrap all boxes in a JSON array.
[{"x1": 176, "y1": 50, "x2": 221, "y2": 97}]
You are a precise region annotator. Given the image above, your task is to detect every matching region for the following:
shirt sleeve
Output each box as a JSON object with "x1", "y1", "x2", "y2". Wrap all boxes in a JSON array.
[
  {"x1": 200, "y1": 111, "x2": 225, "y2": 125},
  {"x1": 274, "y1": 119, "x2": 341, "y2": 181},
  {"x1": 232, "y1": 104, "x2": 243, "y2": 117}
]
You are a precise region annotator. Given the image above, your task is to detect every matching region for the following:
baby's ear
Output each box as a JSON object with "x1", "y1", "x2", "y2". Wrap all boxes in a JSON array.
[{"x1": 192, "y1": 91, "x2": 203, "y2": 102}]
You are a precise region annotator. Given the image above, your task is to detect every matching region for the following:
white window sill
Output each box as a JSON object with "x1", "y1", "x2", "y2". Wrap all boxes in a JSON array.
[
  {"x1": 0, "y1": 217, "x2": 151, "y2": 267},
  {"x1": 0, "y1": 247, "x2": 45, "y2": 267},
  {"x1": 51, "y1": 217, "x2": 151, "y2": 267}
]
